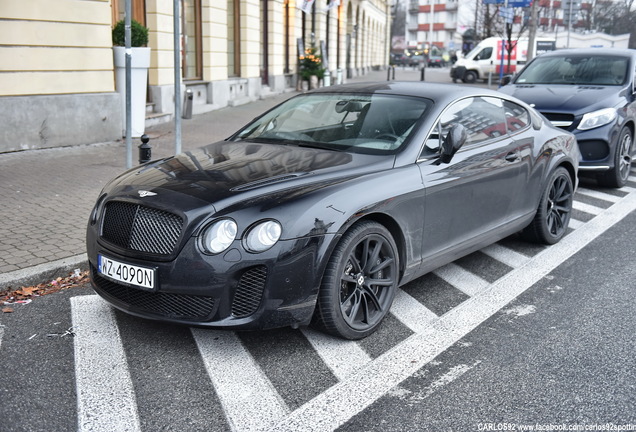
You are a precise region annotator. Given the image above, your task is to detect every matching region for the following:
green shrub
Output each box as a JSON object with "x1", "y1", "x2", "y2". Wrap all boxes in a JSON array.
[{"x1": 112, "y1": 19, "x2": 149, "y2": 47}]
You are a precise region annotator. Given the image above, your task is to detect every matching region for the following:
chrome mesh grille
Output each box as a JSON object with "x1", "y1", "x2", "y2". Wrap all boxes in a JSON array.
[
  {"x1": 231, "y1": 266, "x2": 268, "y2": 318},
  {"x1": 91, "y1": 265, "x2": 215, "y2": 321},
  {"x1": 101, "y1": 201, "x2": 183, "y2": 255}
]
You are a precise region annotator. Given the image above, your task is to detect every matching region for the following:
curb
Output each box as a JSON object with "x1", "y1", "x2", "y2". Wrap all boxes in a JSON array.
[{"x1": 0, "y1": 254, "x2": 89, "y2": 293}]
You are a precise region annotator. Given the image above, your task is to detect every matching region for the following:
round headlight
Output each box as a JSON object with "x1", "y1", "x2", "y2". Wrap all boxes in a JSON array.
[
  {"x1": 201, "y1": 219, "x2": 237, "y2": 254},
  {"x1": 245, "y1": 220, "x2": 282, "y2": 253}
]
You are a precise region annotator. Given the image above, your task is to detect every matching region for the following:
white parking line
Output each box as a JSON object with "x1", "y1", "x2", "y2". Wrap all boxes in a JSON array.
[
  {"x1": 568, "y1": 217, "x2": 584, "y2": 230},
  {"x1": 71, "y1": 296, "x2": 141, "y2": 432},
  {"x1": 192, "y1": 329, "x2": 289, "y2": 432},
  {"x1": 301, "y1": 328, "x2": 372, "y2": 381},
  {"x1": 433, "y1": 262, "x2": 489, "y2": 296},
  {"x1": 572, "y1": 200, "x2": 604, "y2": 215},
  {"x1": 481, "y1": 243, "x2": 530, "y2": 269},
  {"x1": 269, "y1": 189, "x2": 636, "y2": 432},
  {"x1": 390, "y1": 288, "x2": 438, "y2": 333},
  {"x1": 576, "y1": 187, "x2": 622, "y2": 203}
]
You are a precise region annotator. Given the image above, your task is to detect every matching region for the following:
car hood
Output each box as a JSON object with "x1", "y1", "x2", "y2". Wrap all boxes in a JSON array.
[
  {"x1": 105, "y1": 140, "x2": 394, "y2": 206},
  {"x1": 499, "y1": 84, "x2": 622, "y2": 115}
]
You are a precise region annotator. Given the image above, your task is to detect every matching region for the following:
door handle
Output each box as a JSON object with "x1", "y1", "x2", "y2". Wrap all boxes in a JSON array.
[{"x1": 505, "y1": 151, "x2": 519, "y2": 162}]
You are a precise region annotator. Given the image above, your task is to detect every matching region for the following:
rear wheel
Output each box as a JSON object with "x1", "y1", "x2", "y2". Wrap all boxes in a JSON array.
[
  {"x1": 522, "y1": 167, "x2": 574, "y2": 245},
  {"x1": 598, "y1": 127, "x2": 633, "y2": 188},
  {"x1": 313, "y1": 221, "x2": 399, "y2": 340}
]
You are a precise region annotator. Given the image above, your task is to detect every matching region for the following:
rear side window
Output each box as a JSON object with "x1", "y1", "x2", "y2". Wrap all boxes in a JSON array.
[{"x1": 503, "y1": 100, "x2": 530, "y2": 134}]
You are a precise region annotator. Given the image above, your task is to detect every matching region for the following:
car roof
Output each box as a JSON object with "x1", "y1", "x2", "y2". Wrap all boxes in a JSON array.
[
  {"x1": 308, "y1": 81, "x2": 507, "y2": 104},
  {"x1": 539, "y1": 48, "x2": 636, "y2": 59}
]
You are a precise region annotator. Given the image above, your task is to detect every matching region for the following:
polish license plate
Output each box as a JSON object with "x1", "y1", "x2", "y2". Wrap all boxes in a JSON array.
[{"x1": 97, "y1": 254, "x2": 156, "y2": 290}]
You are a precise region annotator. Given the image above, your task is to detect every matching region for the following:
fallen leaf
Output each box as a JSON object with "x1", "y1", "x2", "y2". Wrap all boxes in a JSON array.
[{"x1": 2, "y1": 307, "x2": 14, "y2": 313}]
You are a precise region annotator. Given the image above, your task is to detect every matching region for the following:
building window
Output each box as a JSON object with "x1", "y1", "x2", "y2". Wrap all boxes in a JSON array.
[
  {"x1": 182, "y1": 0, "x2": 202, "y2": 80},
  {"x1": 228, "y1": 0, "x2": 241, "y2": 77}
]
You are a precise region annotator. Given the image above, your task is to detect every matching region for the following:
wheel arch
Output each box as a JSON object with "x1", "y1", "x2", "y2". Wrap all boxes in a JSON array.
[{"x1": 339, "y1": 212, "x2": 408, "y2": 282}]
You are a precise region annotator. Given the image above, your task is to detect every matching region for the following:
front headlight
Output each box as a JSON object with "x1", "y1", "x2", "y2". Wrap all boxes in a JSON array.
[
  {"x1": 200, "y1": 219, "x2": 237, "y2": 254},
  {"x1": 578, "y1": 108, "x2": 617, "y2": 131},
  {"x1": 244, "y1": 220, "x2": 282, "y2": 253}
]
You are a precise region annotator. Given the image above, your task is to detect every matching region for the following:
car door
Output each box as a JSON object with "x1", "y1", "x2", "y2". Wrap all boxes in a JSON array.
[{"x1": 417, "y1": 96, "x2": 528, "y2": 262}]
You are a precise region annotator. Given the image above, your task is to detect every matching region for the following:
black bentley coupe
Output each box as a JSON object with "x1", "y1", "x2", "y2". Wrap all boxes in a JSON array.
[{"x1": 87, "y1": 82, "x2": 579, "y2": 339}]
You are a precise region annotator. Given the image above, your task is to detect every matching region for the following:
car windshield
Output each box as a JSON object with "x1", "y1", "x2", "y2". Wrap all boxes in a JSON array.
[
  {"x1": 515, "y1": 54, "x2": 629, "y2": 86},
  {"x1": 232, "y1": 93, "x2": 432, "y2": 155}
]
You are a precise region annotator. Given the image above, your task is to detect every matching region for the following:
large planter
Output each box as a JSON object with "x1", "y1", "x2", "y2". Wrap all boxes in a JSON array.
[{"x1": 113, "y1": 46, "x2": 150, "y2": 137}]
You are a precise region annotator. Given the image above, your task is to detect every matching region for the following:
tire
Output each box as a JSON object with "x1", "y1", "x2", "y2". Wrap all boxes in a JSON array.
[
  {"x1": 522, "y1": 167, "x2": 574, "y2": 245},
  {"x1": 313, "y1": 221, "x2": 399, "y2": 340},
  {"x1": 462, "y1": 70, "x2": 477, "y2": 84},
  {"x1": 598, "y1": 127, "x2": 633, "y2": 188}
]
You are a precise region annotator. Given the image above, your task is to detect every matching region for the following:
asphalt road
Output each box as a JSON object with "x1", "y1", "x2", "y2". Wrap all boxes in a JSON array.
[{"x1": 2, "y1": 172, "x2": 636, "y2": 432}]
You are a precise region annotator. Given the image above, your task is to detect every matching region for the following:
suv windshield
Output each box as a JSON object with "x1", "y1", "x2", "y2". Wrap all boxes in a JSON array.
[
  {"x1": 233, "y1": 93, "x2": 431, "y2": 155},
  {"x1": 515, "y1": 54, "x2": 629, "y2": 86}
]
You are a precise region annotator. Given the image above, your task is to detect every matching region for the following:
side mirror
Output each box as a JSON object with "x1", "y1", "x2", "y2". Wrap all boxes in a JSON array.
[
  {"x1": 500, "y1": 75, "x2": 513, "y2": 86},
  {"x1": 439, "y1": 124, "x2": 467, "y2": 164}
]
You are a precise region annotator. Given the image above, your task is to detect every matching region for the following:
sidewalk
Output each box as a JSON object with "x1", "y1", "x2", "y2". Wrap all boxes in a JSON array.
[{"x1": 0, "y1": 67, "x2": 464, "y2": 290}]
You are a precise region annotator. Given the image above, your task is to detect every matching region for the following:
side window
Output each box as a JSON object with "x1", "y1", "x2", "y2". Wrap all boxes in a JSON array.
[
  {"x1": 420, "y1": 96, "x2": 507, "y2": 158},
  {"x1": 475, "y1": 47, "x2": 492, "y2": 61},
  {"x1": 503, "y1": 100, "x2": 530, "y2": 134}
]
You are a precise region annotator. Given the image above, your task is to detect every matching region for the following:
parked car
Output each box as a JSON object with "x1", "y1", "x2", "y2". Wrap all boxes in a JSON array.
[
  {"x1": 408, "y1": 55, "x2": 426, "y2": 67},
  {"x1": 500, "y1": 48, "x2": 636, "y2": 187},
  {"x1": 87, "y1": 82, "x2": 579, "y2": 340}
]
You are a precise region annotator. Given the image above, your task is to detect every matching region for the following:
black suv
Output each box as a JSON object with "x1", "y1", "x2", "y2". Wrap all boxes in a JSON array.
[{"x1": 500, "y1": 49, "x2": 636, "y2": 187}]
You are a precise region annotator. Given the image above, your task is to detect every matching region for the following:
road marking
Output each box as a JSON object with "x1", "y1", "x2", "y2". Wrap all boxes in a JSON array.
[
  {"x1": 269, "y1": 189, "x2": 636, "y2": 432},
  {"x1": 433, "y1": 262, "x2": 489, "y2": 296},
  {"x1": 481, "y1": 243, "x2": 530, "y2": 268},
  {"x1": 576, "y1": 187, "x2": 622, "y2": 203},
  {"x1": 568, "y1": 218, "x2": 584, "y2": 230},
  {"x1": 192, "y1": 329, "x2": 289, "y2": 432},
  {"x1": 572, "y1": 200, "x2": 603, "y2": 215},
  {"x1": 301, "y1": 328, "x2": 372, "y2": 381},
  {"x1": 71, "y1": 295, "x2": 141, "y2": 432},
  {"x1": 390, "y1": 288, "x2": 438, "y2": 333}
]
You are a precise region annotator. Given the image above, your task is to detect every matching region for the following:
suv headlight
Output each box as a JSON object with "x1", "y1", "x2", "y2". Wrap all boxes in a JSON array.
[
  {"x1": 578, "y1": 108, "x2": 617, "y2": 131},
  {"x1": 200, "y1": 219, "x2": 237, "y2": 254},
  {"x1": 244, "y1": 220, "x2": 282, "y2": 253}
]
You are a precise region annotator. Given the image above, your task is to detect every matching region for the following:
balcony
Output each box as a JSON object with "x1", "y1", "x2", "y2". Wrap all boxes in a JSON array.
[{"x1": 445, "y1": 0, "x2": 458, "y2": 11}]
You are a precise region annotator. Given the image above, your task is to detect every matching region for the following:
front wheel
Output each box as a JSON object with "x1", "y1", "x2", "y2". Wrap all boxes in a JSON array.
[
  {"x1": 522, "y1": 167, "x2": 574, "y2": 245},
  {"x1": 462, "y1": 70, "x2": 477, "y2": 84},
  {"x1": 313, "y1": 221, "x2": 399, "y2": 340},
  {"x1": 598, "y1": 127, "x2": 633, "y2": 188}
]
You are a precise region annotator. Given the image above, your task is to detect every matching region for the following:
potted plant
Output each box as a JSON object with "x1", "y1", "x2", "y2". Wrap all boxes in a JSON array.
[
  {"x1": 112, "y1": 19, "x2": 150, "y2": 137},
  {"x1": 299, "y1": 45, "x2": 325, "y2": 89}
]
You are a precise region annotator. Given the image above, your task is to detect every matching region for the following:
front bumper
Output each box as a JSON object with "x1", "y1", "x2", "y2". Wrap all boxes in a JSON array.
[
  {"x1": 572, "y1": 121, "x2": 622, "y2": 174},
  {"x1": 87, "y1": 224, "x2": 335, "y2": 330}
]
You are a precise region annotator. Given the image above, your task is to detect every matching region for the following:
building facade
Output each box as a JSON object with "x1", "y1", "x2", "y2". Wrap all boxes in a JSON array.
[
  {"x1": 403, "y1": 0, "x2": 626, "y2": 55},
  {"x1": 0, "y1": 0, "x2": 391, "y2": 153}
]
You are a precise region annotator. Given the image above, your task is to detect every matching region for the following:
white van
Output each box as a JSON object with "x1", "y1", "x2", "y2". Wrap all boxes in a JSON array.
[{"x1": 450, "y1": 37, "x2": 555, "y2": 83}]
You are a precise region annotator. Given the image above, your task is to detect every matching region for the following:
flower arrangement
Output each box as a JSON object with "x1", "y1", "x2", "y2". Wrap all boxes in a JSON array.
[{"x1": 299, "y1": 46, "x2": 325, "y2": 80}]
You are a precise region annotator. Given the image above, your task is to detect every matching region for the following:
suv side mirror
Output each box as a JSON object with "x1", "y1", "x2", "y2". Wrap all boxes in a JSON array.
[
  {"x1": 501, "y1": 75, "x2": 513, "y2": 86},
  {"x1": 439, "y1": 124, "x2": 467, "y2": 164}
]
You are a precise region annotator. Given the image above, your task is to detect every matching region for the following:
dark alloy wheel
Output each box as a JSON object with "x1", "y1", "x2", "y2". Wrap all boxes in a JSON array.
[
  {"x1": 522, "y1": 167, "x2": 574, "y2": 245},
  {"x1": 314, "y1": 221, "x2": 399, "y2": 340},
  {"x1": 598, "y1": 127, "x2": 633, "y2": 188}
]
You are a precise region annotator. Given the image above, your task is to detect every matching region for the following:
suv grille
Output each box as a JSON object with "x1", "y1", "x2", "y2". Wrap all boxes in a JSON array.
[
  {"x1": 91, "y1": 265, "x2": 216, "y2": 321},
  {"x1": 542, "y1": 112, "x2": 575, "y2": 129},
  {"x1": 101, "y1": 201, "x2": 183, "y2": 255},
  {"x1": 231, "y1": 266, "x2": 268, "y2": 318}
]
